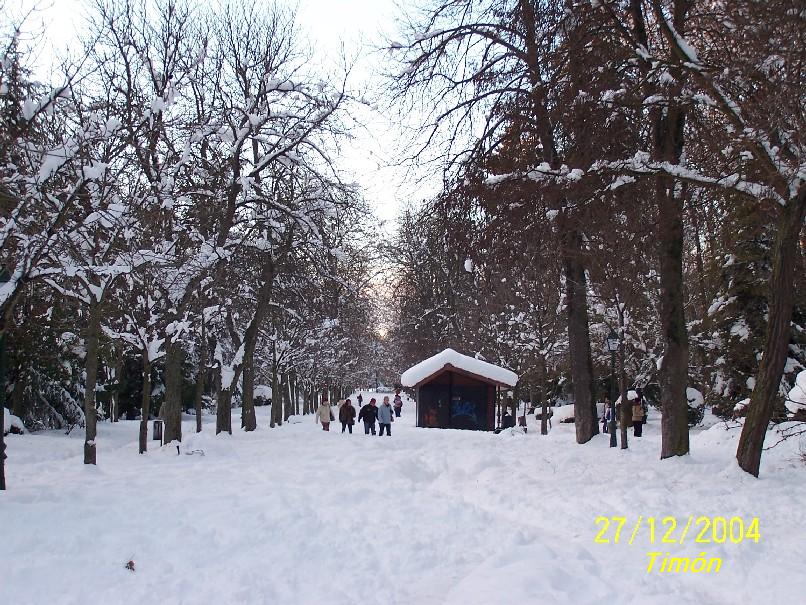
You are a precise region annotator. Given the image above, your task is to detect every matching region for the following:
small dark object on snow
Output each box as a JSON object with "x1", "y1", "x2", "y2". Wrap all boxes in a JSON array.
[{"x1": 125, "y1": 560, "x2": 135, "y2": 572}]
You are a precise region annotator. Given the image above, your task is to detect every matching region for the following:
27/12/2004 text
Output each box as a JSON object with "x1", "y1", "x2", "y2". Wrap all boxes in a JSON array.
[{"x1": 594, "y1": 516, "x2": 761, "y2": 546}]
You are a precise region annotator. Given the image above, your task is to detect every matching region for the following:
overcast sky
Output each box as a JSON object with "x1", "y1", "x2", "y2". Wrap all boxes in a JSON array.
[{"x1": 14, "y1": 0, "x2": 434, "y2": 228}]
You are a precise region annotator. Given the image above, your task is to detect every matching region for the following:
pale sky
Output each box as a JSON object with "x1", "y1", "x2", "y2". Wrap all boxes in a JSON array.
[{"x1": 13, "y1": 0, "x2": 435, "y2": 227}]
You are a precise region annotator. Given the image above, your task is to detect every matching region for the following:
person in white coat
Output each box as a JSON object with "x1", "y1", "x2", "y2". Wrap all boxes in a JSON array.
[{"x1": 316, "y1": 398, "x2": 332, "y2": 431}]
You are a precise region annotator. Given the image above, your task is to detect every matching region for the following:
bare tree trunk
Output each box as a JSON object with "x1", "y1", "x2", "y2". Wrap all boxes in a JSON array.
[
  {"x1": 216, "y1": 383, "x2": 233, "y2": 434},
  {"x1": 139, "y1": 354, "x2": 152, "y2": 454},
  {"x1": 653, "y1": 0, "x2": 691, "y2": 459},
  {"x1": 736, "y1": 189, "x2": 806, "y2": 476},
  {"x1": 83, "y1": 301, "x2": 102, "y2": 465},
  {"x1": 269, "y1": 341, "x2": 278, "y2": 428},
  {"x1": 619, "y1": 339, "x2": 629, "y2": 450},
  {"x1": 194, "y1": 329, "x2": 207, "y2": 433},
  {"x1": 304, "y1": 385, "x2": 312, "y2": 415},
  {"x1": 283, "y1": 372, "x2": 293, "y2": 421},
  {"x1": 563, "y1": 224, "x2": 598, "y2": 443},
  {"x1": 10, "y1": 378, "x2": 24, "y2": 420},
  {"x1": 0, "y1": 332, "x2": 6, "y2": 490},
  {"x1": 241, "y1": 351, "x2": 257, "y2": 431},
  {"x1": 214, "y1": 360, "x2": 235, "y2": 434},
  {"x1": 657, "y1": 178, "x2": 690, "y2": 458},
  {"x1": 539, "y1": 358, "x2": 548, "y2": 435},
  {"x1": 292, "y1": 372, "x2": 299, "y2": 416},
  {"x1": 162, "y1": 340, "x2": 184, "y2": 444},
  {"x1": 111, "y1": 342, "x2": 123, "y2": 422}
]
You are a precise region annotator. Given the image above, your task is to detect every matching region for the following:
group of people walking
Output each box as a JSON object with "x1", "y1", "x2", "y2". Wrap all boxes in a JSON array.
[
  {"x1": 315, "y1": 392, "x2": 404, "y2": 436},
  {"x1": 602, "y1": 388, "x2": 648, "y2": 437}
]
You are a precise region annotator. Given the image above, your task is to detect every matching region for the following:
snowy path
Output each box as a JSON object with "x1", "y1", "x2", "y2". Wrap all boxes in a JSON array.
[{"x1": 2, "y1": 392, "x2": 805, "y2": 604}]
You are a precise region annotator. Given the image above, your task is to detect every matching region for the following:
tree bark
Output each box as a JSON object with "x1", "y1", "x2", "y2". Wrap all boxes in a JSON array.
[
  {"x1": 111, "y1": 342, "x2": 123, "y2": 422},
  {"x1": 657, "y1": 175, "x2": 690, "y2": 458},
  {"x1": 283, "y1": 372, "x2": 292, "y2": 421},
  {"x1": 654, "y1": 0, "x2": 691, "y2": 459},
  {"x1": 194, "y1": 333, "x2": 207, "y2": 433},
  {"x1": 619, "y1": 339, "x2": 629, "y2": 450},
  {"x1": 216, "y1": 383, "x2": 233, "y2": 435},
  {"x1": 292, "y1": 372, "x2": 299, "y2": 416},
  {"x1": 139, "y1": 354, "x2": 152, "y2": 454},
  {"x1": 83, "y1": 301, "x2": 102, "y2": 465},
  {"x1": 736, "y1": 188, "x2": 806, "y2": 476},
  {"x1": 162, "y1": 340, "x2": 184, "y2": 444},
  {"x1": 238, "y1": 262, "x2": 275, "y2": 432},
  {"x1": 563, "y1": 224, "x2": 598, "y2": 443},
  {"x1": 241, "y1": 352, "x2": 257, "y2": 431},
  {"x1": 270, "y1": 340, "x2": 279, "y2": 428},
  {"x1": 10, "y1": 376, "x2": 24, "y2": 419},
  {"x1": 1, "y1": 333, "x2": 8, "y2": 490},
  {"x1": 539, "y1": 358, "x2": 548, "y2": 435}
]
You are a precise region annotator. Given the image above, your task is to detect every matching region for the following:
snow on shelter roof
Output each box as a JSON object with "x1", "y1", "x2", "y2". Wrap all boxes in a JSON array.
[{"x1": 401, "y1": 348, "x2": 518, "y2": 388}]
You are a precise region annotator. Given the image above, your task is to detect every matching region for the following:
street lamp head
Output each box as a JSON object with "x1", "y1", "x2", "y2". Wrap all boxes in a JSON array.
[{"x1": 606, "y1": 329, "x2": 620, "y2": 352}]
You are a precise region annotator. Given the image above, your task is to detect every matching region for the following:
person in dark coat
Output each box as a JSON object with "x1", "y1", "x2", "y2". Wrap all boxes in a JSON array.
[
  {"x1": 358, "y1": 398, "x2": 378, "y2": 435},
  {"x1": 339, "y1": 398, "x2": 356, "y2": 433},
  {"x1": 636, "y1": 387, "x2": 648, "y2": 424},
  {"x1": 357, "y1": 393, "x2": 363, "y2": 407},
  {"x1": 393, "y1": 392, "x2": 403, "y2": 417},
  {"x1": 632, "y1": 400, "x2": 644, "y2": 437}
]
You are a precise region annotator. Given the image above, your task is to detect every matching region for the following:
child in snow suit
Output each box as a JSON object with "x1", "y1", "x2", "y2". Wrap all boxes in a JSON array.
[
  {"x1": 393, "y1": 392, "x2": 403, "y2": 417},
  {"x1": 378, "y1": 396, "x2": 395, "y2": 436},
  {"x1": 339, "y1": 398, "x2": 356, "y2": 433},
  {"x1": 316, "y1": 399, "x2": 332, "y2": 431},
  {"x1": 358, "y1": 398, "x2": 378, "y2": 434}
]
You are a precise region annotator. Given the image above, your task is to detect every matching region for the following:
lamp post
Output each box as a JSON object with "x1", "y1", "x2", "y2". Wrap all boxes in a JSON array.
[{"x1": 606, "y1": 329, "x2": 620, "y2": 448}]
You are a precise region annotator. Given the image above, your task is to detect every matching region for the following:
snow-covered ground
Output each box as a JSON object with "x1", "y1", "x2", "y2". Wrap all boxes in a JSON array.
[{"x1": 2, "y1": 392, "x2": 805, "y2": 604}]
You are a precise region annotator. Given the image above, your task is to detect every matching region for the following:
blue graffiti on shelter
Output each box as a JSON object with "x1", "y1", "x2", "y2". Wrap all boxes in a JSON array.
[{"x1": 451, "y1": 400, "x2": 477, "y2": 423}]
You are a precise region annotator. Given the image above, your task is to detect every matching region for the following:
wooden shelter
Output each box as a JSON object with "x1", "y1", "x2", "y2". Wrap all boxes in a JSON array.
[{"x1": 401, "y1": 349, "x2": 518, "y2": 431}]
